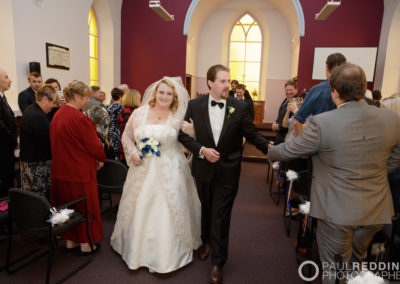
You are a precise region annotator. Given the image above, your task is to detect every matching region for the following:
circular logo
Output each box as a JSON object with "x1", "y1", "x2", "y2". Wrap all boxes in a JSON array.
[{"x1": 298, "y1": 260, "x2": 319, "y2": 281}]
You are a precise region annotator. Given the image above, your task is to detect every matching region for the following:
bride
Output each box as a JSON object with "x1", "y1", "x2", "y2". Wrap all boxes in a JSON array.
[{"x1": 110, "y1": 77, "x2": 201, "y2": 273}]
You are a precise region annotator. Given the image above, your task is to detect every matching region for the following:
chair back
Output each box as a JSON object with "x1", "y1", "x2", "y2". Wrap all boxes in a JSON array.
[
  {"x1": 97, "y1": 159, "x2": 127, "y2": 191},
  {"x1": 8, "y1": 188, "x2": 50, "y2": 237},
  {"x1": 0, "y1": 197, "x2": 8, "y2": 226}
]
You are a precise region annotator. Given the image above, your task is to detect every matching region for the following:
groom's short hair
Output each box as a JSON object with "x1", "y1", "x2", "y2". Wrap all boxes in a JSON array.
[{"x1": 207, "y1": 64, "x2": 229, "y2": 89}]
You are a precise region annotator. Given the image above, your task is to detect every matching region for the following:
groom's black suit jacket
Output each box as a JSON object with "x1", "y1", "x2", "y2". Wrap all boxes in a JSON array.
[{"x1": 178, "y1": 95, "x2": 268, "y2": 184}]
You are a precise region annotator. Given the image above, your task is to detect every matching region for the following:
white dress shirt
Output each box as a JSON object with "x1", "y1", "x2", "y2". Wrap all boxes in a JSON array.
[
  {"x1": 208, "y1": 95, "x2": 226, "y2": 145},
  {"x1": 198, "y1": 95, "x2": 227, "y2": 158}
]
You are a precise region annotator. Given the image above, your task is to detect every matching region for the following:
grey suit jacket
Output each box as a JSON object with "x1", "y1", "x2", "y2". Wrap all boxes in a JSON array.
[{"x1": 269, "y1": 100, "x2": 400, "y2": 226}]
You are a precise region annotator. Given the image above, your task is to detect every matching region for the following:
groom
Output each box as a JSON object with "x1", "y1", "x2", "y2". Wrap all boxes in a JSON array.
[{"x1": 178, "y1": 64, "x2": 269, "y2": 283}]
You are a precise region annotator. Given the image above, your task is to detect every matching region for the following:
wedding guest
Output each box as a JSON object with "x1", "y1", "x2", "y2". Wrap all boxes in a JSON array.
[
  {"x1": 281, "y1": 94, "x2": 302, "y2": 142},
  {"x1": 86, "y1": 105, "x2": 114, "y2": 159},
  {"x1": 45, "y1": 78, "x2": 61, "y2": 92},
  {"x1": 372, "y1": 89, "x2": 382, "y2": 107},
  {"x1": 179, "y1": 65, "x2": 269, "y2": 284},
  {"x1": 45, "y1": 78, "x2": 62, "y2": 119},
  {"x1": 269, "y1": 63, "x2": 400, "y2": 284},
  {"x1": 20, "y1": 85, "x2": 59, "y2": 198},
  {"x1": 280, "y1": 93, "x2": 310, "y2": 199},
  {"x1": 111, "y1": 77, "x2": 201, "y2": 273},
  {"x1": 117, "y1": 89, "x2": 141, "y2": 164},
  {"x1": 235, "y1": 84, "x2": 254, "y2": 121},
  {"x1": 381, "y1": 93, "x2": 400, "y2": 113},
  {"x1": 18, "y1": 72, "x2": 43, "y2": 113},
  {"x1": 293, "y1": 53, "x2": 346, "y2": 136},
  {"x1": 118, "y1": 84, "x2": 129, "y2": 96},
  {"x1": 83, "y1": 85, "x2": 103, "y2": 112},
  {"x1": 228, "y1": 80, "x2": 238, "y2": 97},
  {"x1": 99, "y1": 91, "x2": 106, "y2": 104},
  {"x1": 0, "y1": 68, "x2": 17, "y2": 198},
  {"x1": 109, "y1": 84, "x2": 129, "y2": 105},
  {"x1": 272, "y1": 79, "x2": 298, "y2": 144},
  {"x1": 108, "y1": 87, "x2": 124, "y2": 156},
  {"x1": 50, "y1": 80, "x2": 106, "y2": 254},
  {"x1": 382, "y1": 93, "x2": 400, "y2": 213},
  {"x1": 364, "y1": 89, "x2": 380, "y2": 107},
  {"x1": 229, "y1": 79, "x2": 252, "y2": 100}
]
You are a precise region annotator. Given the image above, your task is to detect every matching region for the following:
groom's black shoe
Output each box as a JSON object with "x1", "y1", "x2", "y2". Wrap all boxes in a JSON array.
[
  {"x1": 209, "y1": 265, "x2": 223, "y2": 284},
  {"x1": 199, "y1": 243, "x2": 211, "y2": 260}
]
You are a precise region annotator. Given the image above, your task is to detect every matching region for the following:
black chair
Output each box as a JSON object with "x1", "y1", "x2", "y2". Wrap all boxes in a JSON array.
[
  {"x1": 0, "y1": 196, "x2": 9, "y2": 243},
  {"x1": 265, "y1": 159, "x2": 271, "y2": 183},
  {"x1": 269, "y1": 162, "x2": 286, "y2": 205},
  {"x1": 282, "y1": 169, "x2": 310, "y2": 237},
  {"x1": 97, "y1": 159, "x2": 127, "y2": 214},
  {"x1": 0, "y1": 196, "x2": 10, "y2": 271},
  {"x1": 6, "y1": 188, "x2": 94, "y2": 284}
]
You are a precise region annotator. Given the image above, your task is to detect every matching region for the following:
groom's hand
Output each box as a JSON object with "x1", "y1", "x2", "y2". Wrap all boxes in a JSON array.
[{"x1": 201, "y1": 147, "x2": 220, "y2": 163}]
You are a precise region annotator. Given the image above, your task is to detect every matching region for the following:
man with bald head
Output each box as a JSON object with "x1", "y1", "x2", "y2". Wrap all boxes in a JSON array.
[{"x1": 0, "y1": 68, "x2": 18, "y2": 197}]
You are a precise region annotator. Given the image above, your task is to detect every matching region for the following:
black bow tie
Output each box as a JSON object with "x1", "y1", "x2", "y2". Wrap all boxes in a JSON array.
[{"x1": 211, "y1": 100, "x2": 224, "y2": 109}]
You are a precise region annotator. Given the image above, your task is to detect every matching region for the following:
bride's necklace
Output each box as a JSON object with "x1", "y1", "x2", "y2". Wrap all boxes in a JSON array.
[{"x1": 150, "y1": 108, "x2": 169, "y2": 123}]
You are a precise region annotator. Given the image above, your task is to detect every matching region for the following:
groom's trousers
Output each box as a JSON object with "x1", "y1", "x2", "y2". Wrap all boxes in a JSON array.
[{"x1": 196, "y1": 176, "x2": 239, "y2": 267}]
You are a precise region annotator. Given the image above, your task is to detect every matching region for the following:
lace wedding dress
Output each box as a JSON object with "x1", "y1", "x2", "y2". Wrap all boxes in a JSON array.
[{"x1": 111, "y1": 105, "x2": 201, "y2": 273}]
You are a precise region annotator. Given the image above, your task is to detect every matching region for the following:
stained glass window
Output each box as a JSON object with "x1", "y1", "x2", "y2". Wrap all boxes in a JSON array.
[
  {"x1": 88, "y1": 8, "x2": 98, "y2": 87},
  {"x1": 229, "y1": 14, "x2": 262, "y2": 99}
]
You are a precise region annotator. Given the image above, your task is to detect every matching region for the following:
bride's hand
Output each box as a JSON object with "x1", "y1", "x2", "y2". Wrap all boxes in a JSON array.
[
  {"x1": 132, "y1": 152, "x2": 143, "y2": 166},
  {"x1": 181, "y1": 118, "x2": 196, "y2": 138}
]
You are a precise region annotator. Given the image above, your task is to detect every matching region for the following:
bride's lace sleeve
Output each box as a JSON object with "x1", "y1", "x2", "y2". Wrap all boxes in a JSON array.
[
  {"x1": 169, "y1": 116, "x2": 183, "y2": 131},
  {"x1": 121, "y1": 108, "x2": 141, "y2": 167}
]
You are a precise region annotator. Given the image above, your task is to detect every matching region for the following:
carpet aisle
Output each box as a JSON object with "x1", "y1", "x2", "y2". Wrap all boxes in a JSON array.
[{"x1": 0, "y1": 161, "x2": 307, "y2": 283}]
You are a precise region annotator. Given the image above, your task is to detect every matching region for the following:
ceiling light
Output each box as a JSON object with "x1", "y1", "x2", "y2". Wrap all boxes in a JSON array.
[
  {"x1": 315, "y1": 1, "x2": 341, "y2": 20},
  {"x1": 149, "y1": 1, "x2": 174, "y2": 21}
]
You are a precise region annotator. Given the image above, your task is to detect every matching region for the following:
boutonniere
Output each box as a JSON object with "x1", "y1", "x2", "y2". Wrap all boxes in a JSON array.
[{"x1": 227, "y1": 106, "x2": 235, "y2": 118}]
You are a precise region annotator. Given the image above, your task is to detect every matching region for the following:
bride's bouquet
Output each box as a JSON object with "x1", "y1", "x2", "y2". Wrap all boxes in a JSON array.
[{"x1": 139, "y1": 137, "x2": 161, "y2": 157}]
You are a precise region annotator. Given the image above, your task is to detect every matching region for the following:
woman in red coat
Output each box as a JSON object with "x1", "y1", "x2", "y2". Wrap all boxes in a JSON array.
[{"x1": 50, "y1": 80, "x2": 106, "y2": 254}]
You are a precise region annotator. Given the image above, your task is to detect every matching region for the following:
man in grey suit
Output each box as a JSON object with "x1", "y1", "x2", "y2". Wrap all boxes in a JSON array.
[{"x1": 268, "y1": 63, "x2": 400, "y2": 283}]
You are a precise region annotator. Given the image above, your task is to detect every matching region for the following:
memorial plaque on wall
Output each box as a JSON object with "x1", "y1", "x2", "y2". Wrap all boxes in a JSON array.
[{"x1": 46, "y1": 42, "x2": 70, "y2": 70}]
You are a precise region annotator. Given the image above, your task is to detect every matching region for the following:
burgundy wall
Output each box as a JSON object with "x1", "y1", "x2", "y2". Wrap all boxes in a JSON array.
[
  {"x1": 121, "y1": 0, "x2": 192, "y2": 95},
  {"x1": 297, "y1": 0, "x2": 384, "y2": 92},
  {"x1": 121, "y1": 0, "x2": 384, "y2": 95}
]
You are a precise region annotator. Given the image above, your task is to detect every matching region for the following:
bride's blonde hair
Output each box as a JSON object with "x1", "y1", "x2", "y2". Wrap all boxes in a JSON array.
[{"x1": 148, "y1": 79, "x2": 179, "y2": 113}]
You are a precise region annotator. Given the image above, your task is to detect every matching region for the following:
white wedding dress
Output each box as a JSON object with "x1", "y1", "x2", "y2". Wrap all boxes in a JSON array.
[{"x1": 111, "y1": 105, "x2": 201, "y2": 273}]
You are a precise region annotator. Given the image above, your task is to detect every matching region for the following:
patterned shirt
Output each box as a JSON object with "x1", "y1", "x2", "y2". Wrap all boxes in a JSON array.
[
  {"x1": 108, "y1": 103, "x2": 124, "y2": 156},
  {"x1": 117, "y1": 107, "x2": 135, "y2": 160}
]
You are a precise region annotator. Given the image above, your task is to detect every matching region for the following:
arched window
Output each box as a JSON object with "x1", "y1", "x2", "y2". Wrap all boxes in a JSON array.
[
  {"x1": 88, "y1": 8, "x2": 98, "y2": 87},
  {"x1": 229, "y1": 14, "x2": 262, "y2": 99}
]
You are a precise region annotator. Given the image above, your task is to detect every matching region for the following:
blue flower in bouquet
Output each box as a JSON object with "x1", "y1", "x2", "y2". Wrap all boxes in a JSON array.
[{"x1": 139, "y1": 137, "x2": 161, "y2": 157}]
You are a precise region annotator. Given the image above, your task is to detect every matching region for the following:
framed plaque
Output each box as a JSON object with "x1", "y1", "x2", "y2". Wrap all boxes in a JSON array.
[{"x1": 46, "y1": 42, "x2": 70, "y2": 70}]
